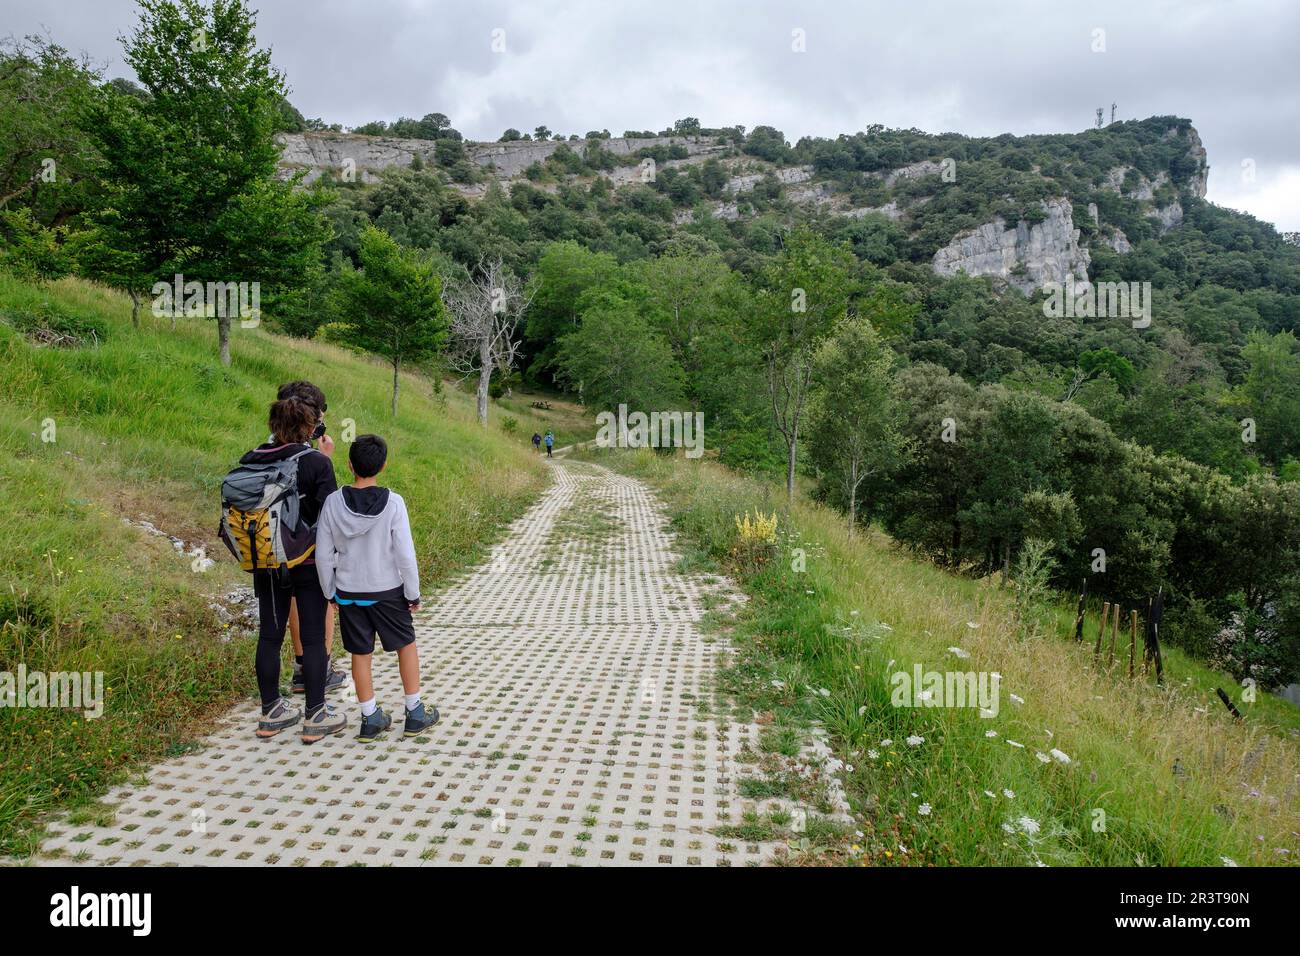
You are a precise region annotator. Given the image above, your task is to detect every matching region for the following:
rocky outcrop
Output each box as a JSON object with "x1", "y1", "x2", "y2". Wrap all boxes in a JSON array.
[
  {"x1": 880, "y1": 159, "x2": 945, "y2": 186},
  {"x1": 1149, "y1": 200, "x2": 1184, "y2": 234},
  {"x1": 931, "y1": 197, "x2": 1090, "y2": 293},
  {"x1": 1103, "y1": 166, "x2": 1169, "y2": 201},
  {"x1": 277, "y1": 131, "x2": 727, "y2": 184},
  {"x1": 724, "y1": 165, "x2": 812, "y2": 194}
]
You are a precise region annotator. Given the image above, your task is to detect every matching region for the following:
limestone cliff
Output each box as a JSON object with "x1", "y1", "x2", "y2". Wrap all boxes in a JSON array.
[
  {"x1": 276, "y1": 131, "x2": 725, "y2": 184},
  {"x1": 931, "y1": 198, "x2": 1091, "y2": 293}
]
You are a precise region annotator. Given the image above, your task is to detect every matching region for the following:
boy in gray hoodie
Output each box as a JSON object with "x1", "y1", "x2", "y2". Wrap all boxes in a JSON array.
[{"x1": 315, "y1": 435, "x2": 439, "y2": 740}]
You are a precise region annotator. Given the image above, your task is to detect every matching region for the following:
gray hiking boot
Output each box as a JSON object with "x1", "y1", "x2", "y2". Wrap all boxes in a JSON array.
[
  {"x1": 301, "y1": 703, "x2": 347, "y2": 744},
  {"x1": 404, "y1": 702, "x2": 440, "y2": 738},
  {"x1": 357, "y1": 706, "x2": 392, "y2": 742},
  {"x1": 256, "y1": 697, "x2": 301, "y2": 738}
]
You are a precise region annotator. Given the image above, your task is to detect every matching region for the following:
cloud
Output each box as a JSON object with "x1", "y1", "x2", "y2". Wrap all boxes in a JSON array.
[{"x1": 6, "y1": 0, "x2": 1298, "y2": 228}]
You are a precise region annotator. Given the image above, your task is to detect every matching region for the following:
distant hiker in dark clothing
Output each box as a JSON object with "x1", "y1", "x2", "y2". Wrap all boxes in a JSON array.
[
  {"x1": 544, "y1": 431, "x2": 554, "y2": 457},
  {"x1": 531, "y1": 432, "x2": 542, "y2": 452}
]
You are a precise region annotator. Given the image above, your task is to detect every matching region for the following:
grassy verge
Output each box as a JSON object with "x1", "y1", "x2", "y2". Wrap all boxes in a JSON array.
[
  {"x1": 0, "y1": 273, "x2": 577, "y2": 856},
  {"x1": 579, "y1": 447, "x2": 1300, "y2": 866}
]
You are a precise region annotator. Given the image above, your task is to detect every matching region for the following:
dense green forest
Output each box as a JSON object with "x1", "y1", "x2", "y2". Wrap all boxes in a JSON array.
[{"x1": 2, "y1": 0, "x2": 1298, "y2": 687}]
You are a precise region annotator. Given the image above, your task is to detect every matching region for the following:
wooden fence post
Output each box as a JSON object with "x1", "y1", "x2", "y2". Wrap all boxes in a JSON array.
[
  {"x1": 1108, "y1": 603, "x2": 1120, "y2": 667},
  {"x1": 1095, "y1": 601, "x2": 1109, "y2": 659},
  {"x1": 1128, "y1": 609, "x2": 1137, "y2": 678},
  {"x1": 1074, "y1": 578, "x2": 1088, "y2": 643}
]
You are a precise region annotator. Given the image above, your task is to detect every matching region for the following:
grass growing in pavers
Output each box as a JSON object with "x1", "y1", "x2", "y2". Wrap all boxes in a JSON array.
[{"x1": 577, "y1": 446, "x2": 1300, "y2": 867}]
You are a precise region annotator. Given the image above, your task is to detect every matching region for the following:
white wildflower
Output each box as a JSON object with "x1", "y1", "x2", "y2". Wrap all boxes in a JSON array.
[
  {"x1": 1050, "y1": 749, "x2": 1071, "y2": 764},
  {"x1": 918, "y1": 803, "x2": 932, "y2": 816},
  {"x1": 906, "y1": 735, "x2": 924, "y2": 747},
  {"x1": 1007, "y1": 739, "x2": 1025, "y2": 748},
  {"x1": 947, "y1": 646, "x2": 969, "y2": 659}
]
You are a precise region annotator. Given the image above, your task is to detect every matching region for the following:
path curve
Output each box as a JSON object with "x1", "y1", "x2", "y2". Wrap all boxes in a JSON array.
[{"x1": 38, "y1": 460, "x2": 785, "y2": 867}]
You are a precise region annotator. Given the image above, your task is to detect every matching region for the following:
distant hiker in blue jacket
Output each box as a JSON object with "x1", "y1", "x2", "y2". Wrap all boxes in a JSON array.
[
  {"x1": 316, "y1": 434, "x2": 439, "y2": 742},
  {"x1": 544, "y1": 431, "x2": 554, "y2": 457}
]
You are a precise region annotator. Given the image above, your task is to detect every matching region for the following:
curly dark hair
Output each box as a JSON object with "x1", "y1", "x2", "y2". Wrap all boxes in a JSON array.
[
  {"x1": 269, "y1": 397, "x2": 318, "y2": 445},
  {"x1": 277, "y1": 380, "x2": 327, "y2": 414}
]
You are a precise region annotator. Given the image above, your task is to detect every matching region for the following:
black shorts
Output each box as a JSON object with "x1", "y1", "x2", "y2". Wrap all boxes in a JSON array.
[{"x1": 336, "y1": 587, "x2": 417, "y2": 655}]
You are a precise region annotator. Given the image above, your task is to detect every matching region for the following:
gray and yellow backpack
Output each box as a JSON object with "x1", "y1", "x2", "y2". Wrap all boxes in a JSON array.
[{"x1": 218, "y1": 448, "x2": 316, "y2": 571}]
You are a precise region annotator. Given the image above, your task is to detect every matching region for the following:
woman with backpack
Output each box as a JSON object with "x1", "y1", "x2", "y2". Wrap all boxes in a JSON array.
[{"x1": 226, "y1": 397, "x2": 347, "y2": 743}]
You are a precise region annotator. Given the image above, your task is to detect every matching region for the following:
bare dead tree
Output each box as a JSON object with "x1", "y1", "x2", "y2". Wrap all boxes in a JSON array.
[{"x1": 442, "y1": 256, "x2": 534, "y2": 425}]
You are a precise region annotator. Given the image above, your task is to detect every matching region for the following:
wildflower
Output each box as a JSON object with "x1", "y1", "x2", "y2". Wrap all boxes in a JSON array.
[
  {"x1": 1002, "y1": 789, "x2": 1015, "y2": 799},
  {"x1": 867, "y1": 749, "x2": 879, "y2": 760},
  {"x1": 850, "y1": 610, "x2": 860, "y2": 616},
  {"x1": 947, "y1": 647, "x2": 969, "y2": 659},
  {"x1": 857, "y1": 705, "x2": 868, "y2": 716},
  {"x1": 880, "y1": 739, "x2": 893, "y2": 747},
  {"x1": 1036, "y1": 752, "x2": 1051, "y2": 764},
  {"x1": 1007, "y1": 740, "x2": 1024, "y2": 748},
  {"x1": 1018, "y1": 816, "x2": 1041, "y2": 835},
  {"x1": 1010, "y1": 694, "x2": 1025, "y2": 706},
  {"x1": 771, "y1": 679, "x2": 786, "y2": 689},
  {"x1": 984, "y1": 790, "x2": 996, "y2": 798},
  {"x1": 906, "y1": 735, "x2": 924, "y2": 747},
  {"x1": 817, "y1": 687, "x2": 830, "y2": 697},
  {"x1": 985, "y1": 730, "x2": 998, "y2": 738},
  {"x1": 918, "y1": 803, "x2": 932, "y2": 816},
  {"x1": 967, "y1": 621, "x2": 979, "y2": 629},
  {"x1": 1050, "y1": 749, "x2": 1071, "y2": 764},
  {"x1": 1221, "y1": 856, "x2": 1238, "y2": 867}
]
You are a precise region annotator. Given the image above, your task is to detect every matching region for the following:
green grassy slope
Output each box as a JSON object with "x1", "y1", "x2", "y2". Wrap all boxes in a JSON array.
[
  {"x1": 581, "y1": 448, "x2": 1300, "y2": 867},
  {"x1": 0, "y1": 274, "x2": 568, "y2": 855}
]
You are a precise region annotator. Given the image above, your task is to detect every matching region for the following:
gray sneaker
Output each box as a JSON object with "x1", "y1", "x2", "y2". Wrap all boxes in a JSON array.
[
  {"x1": 292, "y1": 660, "x2": 347, "y2": 695},
  {"x1": 256, "y1": 697, "x2": 301, "y2": 738},
  {"x1": 301, "y1": 704, "x2": 347, "y2": 744}
]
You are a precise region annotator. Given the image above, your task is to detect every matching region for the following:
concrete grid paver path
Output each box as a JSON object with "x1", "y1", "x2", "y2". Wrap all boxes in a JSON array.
[{"x1": 39, "y1": 459, "x2": 784, "y2": 866}]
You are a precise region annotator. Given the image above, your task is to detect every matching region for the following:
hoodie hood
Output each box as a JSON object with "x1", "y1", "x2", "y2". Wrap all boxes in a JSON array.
[{"x1": 328, "y1": 486, "x2": 392, "y2": 538}]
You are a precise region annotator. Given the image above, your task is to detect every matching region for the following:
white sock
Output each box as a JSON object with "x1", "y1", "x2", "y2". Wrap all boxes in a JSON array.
[
  {"x1": 404, "y1": 693, "x2": 422, "y2": 711},
  {"x1": 359, "y1": 697, "x2": 377, "y2": 717}
]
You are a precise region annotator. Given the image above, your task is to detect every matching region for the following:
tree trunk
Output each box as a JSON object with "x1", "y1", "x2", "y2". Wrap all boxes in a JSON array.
[
  {"x1": 129, "y1": 289, "x2": 140, "y2": 329},
  {"x1": 476, "y1": 364, "x2": 491, "y2": 426},
  {"x1": 785, "y1": 427, "x2": 799, "y2": 501},
  {"x1": 218, "y1": 314, "x2": 231, "y2": 367},
  {"x1": 847, "y1": 460, "x2": 858, "y2": 537},
  {"x1": 476, "y1": 337, "x2": 492, "y2": 425},
  {"x1": 391, "y1": 355, "x2": 401, "y2": 416}
]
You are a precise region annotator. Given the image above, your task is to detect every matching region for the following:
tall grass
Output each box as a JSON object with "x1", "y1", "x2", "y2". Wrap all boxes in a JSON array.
[
  {"x1": 584, "y1": 447, "x2": 1300, "y2": 867},
  {"x1": 0, "y1": 274, "x2": 562, "y2": 855}
]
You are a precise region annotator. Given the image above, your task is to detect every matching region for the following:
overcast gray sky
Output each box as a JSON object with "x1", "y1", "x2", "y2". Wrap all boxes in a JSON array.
[{"x1": 7, "y1": 0, "x2": 1298, "y2": 229}]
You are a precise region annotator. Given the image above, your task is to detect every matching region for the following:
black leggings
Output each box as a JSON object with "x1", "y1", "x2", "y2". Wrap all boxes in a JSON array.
[{"x1": 254, "y1": 566, "x2": 328, "y2": 713}]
